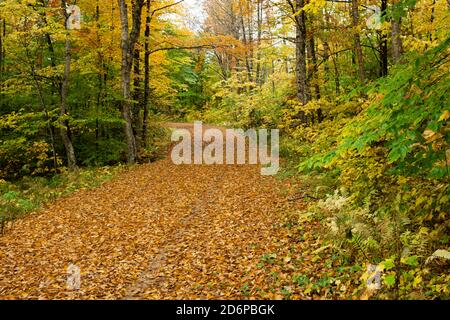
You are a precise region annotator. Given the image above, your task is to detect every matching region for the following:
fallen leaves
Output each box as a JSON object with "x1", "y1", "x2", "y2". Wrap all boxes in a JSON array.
[
  {"x1": 0, "y1": 124, "x2": 359, "y2": 300},
  {"x1": 0, "y1": 147, "x2": 298, "y2": 299}
]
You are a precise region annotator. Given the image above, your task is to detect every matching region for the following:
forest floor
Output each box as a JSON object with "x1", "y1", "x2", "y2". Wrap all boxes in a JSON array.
[{"x1": 0, "y1": 123, "x2": 344, "y2": 300}]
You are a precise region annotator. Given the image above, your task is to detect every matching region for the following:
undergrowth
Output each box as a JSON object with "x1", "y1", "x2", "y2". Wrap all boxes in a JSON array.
[{"x1": 0, "y1": 166, "x2": 127, "y2": 235}]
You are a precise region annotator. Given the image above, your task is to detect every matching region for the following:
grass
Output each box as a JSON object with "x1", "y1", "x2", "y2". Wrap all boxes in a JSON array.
[
  {"x1": 0, "y1": 165, "x2": 127, "y2": 234},
  {"x1": 0, "y1": 122, "x2": 174, "y2": 235}
]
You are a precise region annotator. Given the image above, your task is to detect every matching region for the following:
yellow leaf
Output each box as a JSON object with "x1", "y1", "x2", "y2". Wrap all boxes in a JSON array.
[
  {"x1": 439, "y1": 110, "x2": 450, "y2": 122},
  {"x1": 423, "y1": 129, "x2": 435, "y2": 141},
  {"x1": 413, "y1": 275, "x2": 422, "y2": 288}
]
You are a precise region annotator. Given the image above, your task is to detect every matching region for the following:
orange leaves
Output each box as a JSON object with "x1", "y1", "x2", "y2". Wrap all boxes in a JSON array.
[
  {"x1": 0, "y1": 123, "x2": 357, "y2": 300},
  {"x1": 0, "y1": 132, "x2": 291, "y2": 300}
]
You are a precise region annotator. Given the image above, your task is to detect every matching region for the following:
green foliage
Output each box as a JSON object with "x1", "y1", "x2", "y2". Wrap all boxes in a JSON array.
[
  {"x1": 197, "y1": 29, "x2": 448, "y2": 297},
  {"x1": 139, "y1": 122, "x2": 172, "y2": 162},
  {"x1": 337, "y1": 37, "x2": 450, "y2": 179},
  {"x1": 286, "y1": 38, "x2": 450, "y2": 299},
  {"x1": 0, "y1": 0, "x2": 184, "y2": 178},
  {"x1": 0, "y1": 166, "x2": 125, "y2": 235},
  {"x1": 168, "y1": 50, "x2": 209, "y2": 116},
  {"x1": 204, "y1": 70, "x2": 293, "y2": 129},
  {"x1": 0, "y1": 111, "x2": 57, "y2": 179}
]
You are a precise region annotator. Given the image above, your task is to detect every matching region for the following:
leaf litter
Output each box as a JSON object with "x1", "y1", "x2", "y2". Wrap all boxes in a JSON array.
[{"x1": 0, "y1": 130, "x2": 351, "y2": 299}]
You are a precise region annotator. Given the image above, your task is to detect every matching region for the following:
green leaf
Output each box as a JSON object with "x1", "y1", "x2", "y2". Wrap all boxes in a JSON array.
[
  {"x1": 384, "y1": 274, "x2": 396, "y2": 287},
  {"x1": 382, "y1": 258, "x2": 395, "y2": 271},
  {"x1": 404, "y1": 256, "x2": 419, "y2": 267}
]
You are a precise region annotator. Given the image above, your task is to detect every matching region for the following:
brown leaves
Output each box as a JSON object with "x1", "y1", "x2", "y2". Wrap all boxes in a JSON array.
[
  {"x1": 0, "y1": 125, "x2": 356, "y2": 300},
  {"x1": 0, "y1": 151, "x2": 292, "y2": 300}
]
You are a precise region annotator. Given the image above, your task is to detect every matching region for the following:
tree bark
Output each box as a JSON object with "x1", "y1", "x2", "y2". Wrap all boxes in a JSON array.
[
  {"x1": 255, "y1": 0, "x2": 263, "y2": 87},
  {"x1": 429, "y1": 0, "x2": 436, "y2": 42},
  {"x1": 333, "y1": 52, "x2": 341, "y2": 96},
  {"x1": 307, "y1": 34, "x2": 320, "y2": 100},
  {"x1": 379, "y1": 0, "x2": 388, "y2": 76},
  {"x1": 27, "y1": 51, "x2": 58, "y2": 172},
  {"x1": 118, "y1": 0, "x2": 144, "y2": 164},
  {"x1": 142, "y1": 0, "x2": 151, "y2": 147},
  {"x1": 95, "y1": 1, "x2": 106, "y2": 158},
  {"x1": 391, "y1": 17, "x2": 403, "y2": 64},
  {"x1": 294, "y1": 0, "x2": 309, "y2": 105},
  {"x1": 351, "y1": 0, "x2": 365, "y2": 82},
  {"x1": 60, "y1": 1, "x2": 77, "y2": 170},
  {"x1": 239, "y1": 11, "x2": 253, "y2": 87},
  {"x1": 0, "y1": 19, "x2": 4, "y2": 98},
  {"x1": 132, "y1": 46, "x2": 142, "y2": 149}
]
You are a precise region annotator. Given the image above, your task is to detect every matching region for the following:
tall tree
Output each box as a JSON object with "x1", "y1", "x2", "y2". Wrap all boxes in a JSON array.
[
  {"x1": 351, "y1": 0, "x2": 365, "y2": 82},
  {"x1": 117, "y1": 0, "x2": 145, "y2": 164},
  {"x1": 142, "y1": 0, "x2": 152, "y2": 147},
  {"x1": 60, "y1": 0, "x2": 77, "y2": 170},
  {"x1": 379, "y1": 0, "x2": 388, "y2": 76},
  {"x1": 287, "y1": 0, "x2": 309, "y2": 104},
  {"x1": 391, "y1": 1, "x2": 404, "y2": 64}
]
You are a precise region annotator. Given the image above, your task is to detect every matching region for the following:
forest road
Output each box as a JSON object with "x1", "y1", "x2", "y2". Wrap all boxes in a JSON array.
[{"x1": 0, "y1": 123, "x2": 296, "y2": 299}]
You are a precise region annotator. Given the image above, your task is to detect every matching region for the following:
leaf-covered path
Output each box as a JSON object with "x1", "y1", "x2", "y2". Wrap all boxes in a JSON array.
[{"x1": 0, "y1": 124, "x2": 303, "y2": 299}]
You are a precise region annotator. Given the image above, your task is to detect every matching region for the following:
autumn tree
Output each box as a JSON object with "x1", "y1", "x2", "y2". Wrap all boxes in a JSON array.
[{"x1": 60, "y1": 0, "x2": 77, "y2": 170}]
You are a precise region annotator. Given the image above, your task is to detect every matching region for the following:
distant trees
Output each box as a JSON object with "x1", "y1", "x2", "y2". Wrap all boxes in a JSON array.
[
  {"x1": 0, "y1": 0, "x2": 193, "y2": 176},
  {"x1": 0, "y1": 0, "x2": 448, "y2": 175},
  {"x1": 202, "y1": 0, "x2": 448, "y2": 126}
]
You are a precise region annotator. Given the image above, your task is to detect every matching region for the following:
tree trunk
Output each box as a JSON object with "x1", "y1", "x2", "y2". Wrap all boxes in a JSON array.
[
  {"x1": 142, "y1": 0, "x2": 151, "y2": 147},
  {"x1": 294, "y1": 0, "x2": 309, "y2": 105},
  {"x1": 307, "y1": 34, "x2": 320, "y2": 100},
  {"x1": 333, "y1": 53, "x2": 341, "y2": 96},
  {"x1": 379, "y1": 0, "x2": 388, "y2": 76},
  {"x1": 60, "y1": 1, "x2": 77, "y2": 171},
  {"x1": 95, "y1": 1, "x2": 106, "y2": 159},
  {"x1": 307, "y1": 32, "x2": 322, "y2": 122},
  {"x1": 28, "y1": 56, "x2": 58, "y2": 172},
  {"x1": 323, "y1": 40, "x2": 330, "y2": 85},
  {"x1": 132, "y1": 46, "x2": 142, "y2": 149},
  {"x1": 351, "y1": 0, "x2": 365, "y2": 82},
  {"x1": 391, "y1": 17, "x2": 403, "y2": 64},
  {"x1": 239, "y1": 12, "x2": 253, "y2": 87},
  {"x1": 118, "y1": 0, "x2": 144, "y2": 164},
  {"x1": 247, "y1": 1, "x2": 254, "y2": 85},
  {"x1": 255, "y1": 0, "x2": 263, "y2": 87},
  {"x1": 0, "y1": 18, "x2": 4, "y2": 98},
  {"x1": 429, "y1": 0, "x2": 436, "y2": 42}
]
